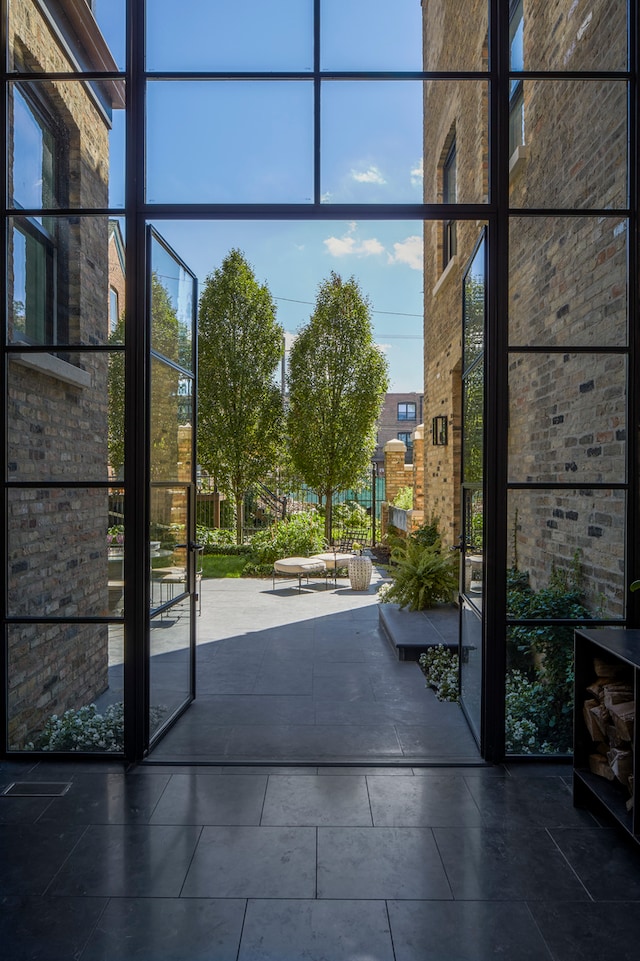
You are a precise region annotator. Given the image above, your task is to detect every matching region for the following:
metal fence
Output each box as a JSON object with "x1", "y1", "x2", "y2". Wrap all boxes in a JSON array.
[{"x1": 195, "y1": 473, "x2": 386, "y2": 546}]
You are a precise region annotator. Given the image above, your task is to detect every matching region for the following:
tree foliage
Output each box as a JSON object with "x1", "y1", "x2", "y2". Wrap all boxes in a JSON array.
[
  {"x1": 286, "y1": 272, "x2": 389, "y2": 540},
  {"x1": 198, "y1": 249, "x2": 284, "y2": 543}
]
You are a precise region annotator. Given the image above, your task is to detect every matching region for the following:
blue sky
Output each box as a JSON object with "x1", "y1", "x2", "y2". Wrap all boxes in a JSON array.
[{"x1": 95, "y1": 1, "x2": 424, "y2": 392}]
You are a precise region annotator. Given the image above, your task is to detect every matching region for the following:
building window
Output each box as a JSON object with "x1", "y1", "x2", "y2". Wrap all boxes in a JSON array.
[
  {"x1": 509, "y1": 0, "x2": 525, "y2": 156},
  {"x1": 109, "y1": 287, "x2": 120, "y2": 333},
  {"x1": 398, "y1": 431, "x2": 413, "y2": 449},
  {"x1": 398, "y1": 402, "x2": 417, "y2": 421},
  {"x1": 442, "y1": 137, "x2": 457, "y2": 269},
  {"x1": 432, "y1": 415, "x2": 448, "y2": 446},
  {"x1": 9, "y1": 87, "x2": 60, "y2": 344}
]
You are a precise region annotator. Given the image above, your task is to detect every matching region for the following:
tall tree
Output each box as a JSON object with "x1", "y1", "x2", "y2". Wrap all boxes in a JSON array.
[
  {"x1": 287, "y1": 272, "x2": 389, "y2": 541},
  {"x1": 198, "y1": 249, "x2": 284, "y2": 543}
]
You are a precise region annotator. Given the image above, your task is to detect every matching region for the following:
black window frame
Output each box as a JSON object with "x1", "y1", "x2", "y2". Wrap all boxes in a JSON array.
[
  {"x1": 397, "y1": 401, "x2": 417, "y2": 422},
  {"x1": 442, "y1": 137, "x2": 457, "y2": 268}
]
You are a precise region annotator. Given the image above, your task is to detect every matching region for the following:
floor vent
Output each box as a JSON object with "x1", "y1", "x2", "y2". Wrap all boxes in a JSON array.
[{"x1": 2, "y1": 781, "x2": 72, "y2": 797}]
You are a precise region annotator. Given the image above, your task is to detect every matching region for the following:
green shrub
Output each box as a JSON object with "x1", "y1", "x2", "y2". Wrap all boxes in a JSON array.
[
  {"x1": 419, "y1": 645, "x2": 459, "y2": 701},
  {"x1": 197, "y1": 525, "x2": 235, "y2": 547},
  {"x1": 506, "y1": 557, "x2": 592, "y2": 754},
  {"x1": 384, "y1": 534, "x2": 457, "y2": 611},
  {"x1": 505, "y1": 670, "x2": 560, "y2": 754},
  {"x1": 393, "y1": 486, "x2": 414, "y2": 510},
  {"x1": 249, "y1": 511, "x2": 325, "y2": 565}
]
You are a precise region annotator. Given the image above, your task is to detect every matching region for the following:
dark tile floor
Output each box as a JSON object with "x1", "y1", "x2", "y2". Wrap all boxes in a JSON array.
[
  {"x1": 3, "y1": 577, "x2": 640, "y2": 957},
  {"x1": 2, "y1": 760, "x2": 640, "y2": 959}
]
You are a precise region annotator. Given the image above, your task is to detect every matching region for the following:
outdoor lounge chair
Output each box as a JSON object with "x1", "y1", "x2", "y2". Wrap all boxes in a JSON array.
[{"x1": 272, "y1": 556, "x2": 327, "y2": 592}]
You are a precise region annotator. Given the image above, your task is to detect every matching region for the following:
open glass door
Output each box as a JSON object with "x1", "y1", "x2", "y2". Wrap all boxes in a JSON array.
[
  {"x1": 459, "y1": 232, "x2": 486, "y2": 745},
  {"x1": 147, "y1": 228, "x2": 198, "y2": 745}
]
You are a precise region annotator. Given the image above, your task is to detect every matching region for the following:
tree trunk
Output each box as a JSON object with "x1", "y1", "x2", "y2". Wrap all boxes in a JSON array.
[
  {"x1": 235, "y1": 493, "x2": 244, "y2": 545},
  {"x1": 325, "y1": 492, "x2": 333, "y2": 544}
]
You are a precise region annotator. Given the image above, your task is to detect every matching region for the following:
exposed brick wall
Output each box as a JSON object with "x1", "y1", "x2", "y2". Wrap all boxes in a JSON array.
[
  {"x1": 421, "y1": 0, "x2": 628, "y2": 609},
  {"x1": 6, "y1": 1, "x2": 113, "y2": 746}
]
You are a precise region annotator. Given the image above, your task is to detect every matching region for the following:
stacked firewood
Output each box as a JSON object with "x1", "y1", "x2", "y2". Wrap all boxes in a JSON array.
[{"x1": 583, "y1": 657, "x2": 634, "y2": 807}]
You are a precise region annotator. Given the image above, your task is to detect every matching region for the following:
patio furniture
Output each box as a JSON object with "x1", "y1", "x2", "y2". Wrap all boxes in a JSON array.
[
  {"x1": 309, "y1": 551, "x2": 355, "y2": 585},
  {"x1": 272, "y1": 556, "x2": 327, "y2": 592},
  {"x1": 349, "y1": 554, "x2": 373, "y2": 590}
]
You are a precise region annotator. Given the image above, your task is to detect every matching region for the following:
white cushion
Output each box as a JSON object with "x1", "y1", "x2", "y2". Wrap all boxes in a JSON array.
[
  {"x1": 309, "y1": 552, "x2": 354, "y2": 570},
  {"x1": 273, "y1": 556, "x2": 326, "y2": 575}
]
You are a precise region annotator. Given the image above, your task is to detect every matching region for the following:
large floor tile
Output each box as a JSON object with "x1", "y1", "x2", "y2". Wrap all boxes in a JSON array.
[
  {"x1": 395, "y1": 722, "x2": 480, "y2": 759},
  {"x1": 0, "y1": 895, "x2": 107, "y2": 961},
  {"x1": 317, "y1": 826, "x2": 453, "y2": 899},
  {"x1": 149, "y1": 773, "x2": 267, "y2": 825},
  {"x1": 48, "y1": 824, "x2": 201, "y2": 898},
  {"x1": 464, "y1": 776, "x2": 598, "y2": 830},
  {"x1": 181, "y1": 825, "x2": 316, "y2": 898},
  {"x1": 261, "y1": 774, "x2": 372, "y2": 825},
  {"x1": 367, "y1": 774, "x2": 483, "y2": 827},
  {"x1": 0, "y1": 824, "x2": 87, "y2": 895},
  {"x1": 434, "y1": 826, "x2": 590, "y2": 901},
  {"x1": 37, "y1": 772, "x2": 170, "y2": 825},
  {"x1": 529, "y1": 901, "x2": 640, "y2": 961},
  {"x1": 387, "y1": 900, "x2": 554, "y2": 961},
  {"x1": 238, "y1": 899, "x2": 394, "y2": 961},
  {"x1": 81, "y1": 897, "x2": 246, "y2": 961},
  {"x1": 548, "y1": 827, "x2": 640, "y2": 900}
]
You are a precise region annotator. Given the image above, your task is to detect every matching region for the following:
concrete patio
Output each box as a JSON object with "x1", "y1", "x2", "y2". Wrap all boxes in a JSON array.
[{"x1": 151, "y1": 566, "x2": 479, "y2": 765}]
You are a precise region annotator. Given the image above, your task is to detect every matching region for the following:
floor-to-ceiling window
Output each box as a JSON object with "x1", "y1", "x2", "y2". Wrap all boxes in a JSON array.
[{"x1": 2, "y1": 1, "x2": 637, "y2": 763}]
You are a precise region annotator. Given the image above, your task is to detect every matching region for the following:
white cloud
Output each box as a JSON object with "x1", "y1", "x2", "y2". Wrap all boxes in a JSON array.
[
  {"x1": 324, "y1": 225, "x2": 385, "y2": 260},
  {"x1": 376, "y1": 343, "x2": 392, "y2": 355},
  {"x1": 351, "y1": 165, "x2": 386, "y2": 185},
  {"x1": 410, "y1": 159, "x2": 423, "y2": 187},
  {"x1": 388, "y1": 235, "x2": 423, "y2": 271}
]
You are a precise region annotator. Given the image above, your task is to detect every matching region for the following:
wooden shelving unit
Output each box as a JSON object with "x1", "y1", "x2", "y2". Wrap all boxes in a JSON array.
[{"x1": 573, "y1": 628, "x2": 639, "y2": 843}]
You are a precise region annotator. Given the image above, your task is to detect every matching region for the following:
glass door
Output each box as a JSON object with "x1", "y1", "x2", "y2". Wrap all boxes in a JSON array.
[
  {"x1": 147, "y1": 228, "x2": 198, "y2": 745},
  {"x1": 459, "y1": 232, "x2": 486, "y2": 744}
]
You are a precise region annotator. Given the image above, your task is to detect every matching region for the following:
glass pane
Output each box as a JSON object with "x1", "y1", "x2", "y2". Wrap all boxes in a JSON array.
[
  {"x1": 9, "y1": 0, "x2": 123, "y2": 74},
  {"x1": 321, "y1": 0, "x2": 423, "y2": 71},
  {"x1": 150, "y1": 358, "x2": 193, "y2": 482},
  {"x1": 9, "y1": 80, "x2": 125, "y2": 209},
  {"x1": 150, "y1": 485, "x2": 188, "y2": 613},
  {"x1": 460, "y1": 599, "x2": 482, "y2": 743},
  {"x1": 506, "y1": 625, "x2": 576, "y2": 756},
  {"x1": 150, "y1": 598, "x2": 191, "y2": 738},
  {"x1": 463, "y1": 362, "x2": 483, "y2": 484},
  {"x1": 146, "y1": 0, "x2": 313, "y2": 72},
  {"x1": 148, "y1": 217, "x2": 424, "y2": 396},
  {"x1": 520, "y1": 0, "x2": 627, "y2": 72},
  {"x1": 509, "y1": 217, "x2": 628, "y2": 349},
  {"x1": 322, "y1": 80, "x2": 425, "y2": 204},
  {"x1": 509, "y1": 80, "x2": 627, "y2": 210},
  {"x1": 422, "y1": 0, "x2": 489, "y2": 72},
  {"x1": 107, "y1": 487, "x2": 126, "y2": 614},
  {"x1": 508, "y1": 352, "x2": 626, "y2": 484},
  {"x1": 7, "y1": 351, "x2": 123, "y2": 483},
  {"x1": 92, "y1": 0, "x2": 126, "y2": 72},
  {"x1": 7, "y1": 623, "x2": 124, "y2": 753},
  {"x1": 463, "y1": 236, "x2": 485, "y2": 370},
  {"x1": 507, "y1": 489, "x2": 626, "y2": 620},
  {"x1": 146, "y1": 82, "x2": 313, "y2": 204},
  {"x1": 463, "y1": 489, "x2": 484, "y2": 601},
  {"x1": 8, "y1": 216, "x2": 125, "y2": 346},
  {"x1": 151, "y1": 235, "x2": 195, "y2": 371},
  {"x1": 7, "y1": 487, "x2": 114, "y2": 617},
  {"x1": 423, "y1": 82, "x2": 489, "y2": 206}
]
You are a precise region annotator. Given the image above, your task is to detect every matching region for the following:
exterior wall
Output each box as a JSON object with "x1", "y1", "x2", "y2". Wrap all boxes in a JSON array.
[
  {"x1": 373, "y1": 392, "x2": 423, "y2": 467},
  {"x1": 421, "y1": 0, "x2": 627, "y2": 610},
  {"x1": 6, "y1": 0, "x2": 117, "y2": 747}
]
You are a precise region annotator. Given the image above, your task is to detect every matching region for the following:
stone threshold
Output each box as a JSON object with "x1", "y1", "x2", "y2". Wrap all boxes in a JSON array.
[{"x1": 378, "y1": 601, "x2": 459, "y2": 661}]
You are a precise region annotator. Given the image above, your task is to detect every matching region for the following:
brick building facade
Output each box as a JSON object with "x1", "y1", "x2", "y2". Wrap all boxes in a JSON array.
[
  {"x1": 6, "y1": 1, "x2": 123, "y2": 746},
  {"x1": 421, "y1": 0, "x2": 627, "y2": 615}
]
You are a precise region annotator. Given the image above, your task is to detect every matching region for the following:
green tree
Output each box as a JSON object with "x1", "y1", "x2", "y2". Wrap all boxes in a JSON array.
[
  {"x1": 287, "y1": 272, "x2": 389, "y2": 541},
  {"x1": 198, "y1": 249, "x2": 284, "y2": 544}
]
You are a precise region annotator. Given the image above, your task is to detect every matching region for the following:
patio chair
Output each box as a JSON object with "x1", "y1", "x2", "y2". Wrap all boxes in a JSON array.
[{"x1": 272, "y1": 556, "x2": 328, "y2": 593}]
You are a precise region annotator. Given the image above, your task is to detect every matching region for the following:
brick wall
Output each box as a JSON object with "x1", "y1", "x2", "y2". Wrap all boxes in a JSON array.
[
  {"x1": 6, "y1": 0, "x2": 114, "y2": 746},
  {"x1": 421, "y1": 0, "x2": 628, "y2": 610}
]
